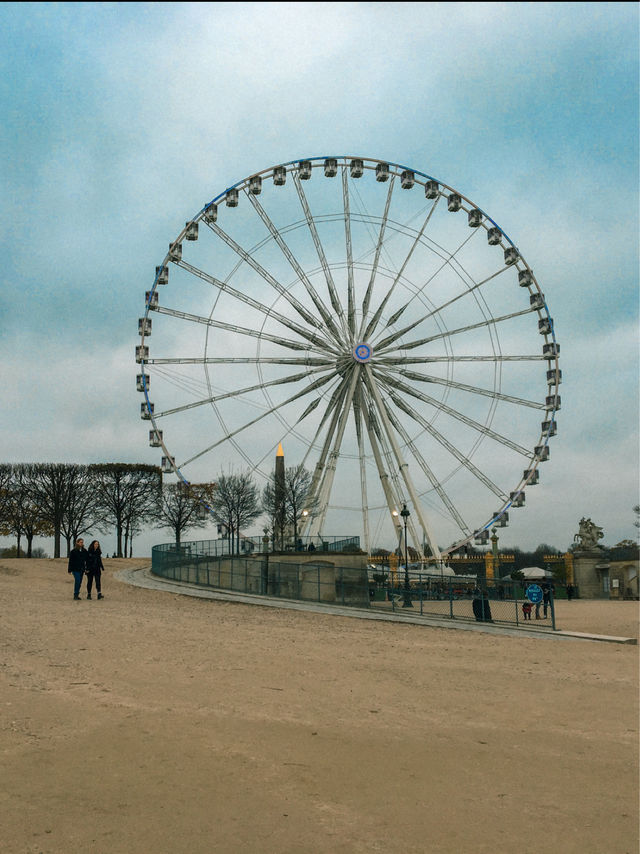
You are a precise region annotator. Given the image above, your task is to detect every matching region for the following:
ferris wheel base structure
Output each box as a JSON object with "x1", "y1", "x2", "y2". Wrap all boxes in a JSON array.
[{"x1": 136, "y1": 156, "x2": 561, "y2": 561}]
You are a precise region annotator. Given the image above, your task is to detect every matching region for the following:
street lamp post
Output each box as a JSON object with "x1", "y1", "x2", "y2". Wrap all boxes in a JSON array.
[{"x1": 400, "y1": 504, "x2": 412, "y2": 608}]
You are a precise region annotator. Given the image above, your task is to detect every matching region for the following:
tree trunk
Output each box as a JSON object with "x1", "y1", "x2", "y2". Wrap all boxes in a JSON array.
[
  {"x1": 16, "y1": 532, "x2": 22, "y2": 557},
  {"x1": 26, "y1": 533, "x2": 34, "y2": 558}
]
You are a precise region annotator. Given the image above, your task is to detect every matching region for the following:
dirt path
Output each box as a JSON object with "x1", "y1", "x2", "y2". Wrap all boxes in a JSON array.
[{"x1": 1, "y1": 559, "x2": 638, "y2": 853}]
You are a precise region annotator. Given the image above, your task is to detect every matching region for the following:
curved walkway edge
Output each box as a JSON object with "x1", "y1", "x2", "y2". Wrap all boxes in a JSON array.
[{"x1": 116, "y1": 567, "x2": 637, "y2": 644}]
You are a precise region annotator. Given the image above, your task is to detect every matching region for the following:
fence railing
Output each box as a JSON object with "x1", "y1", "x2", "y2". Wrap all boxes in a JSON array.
[
  {"x1": 371, "y1": 574, "x2": 556, "y2": 629},
  {"x1": 151, "y1": 540, "x2": 556, "y2": 630},
  {"x1": 152, "y1": 534, "x2": 361, "y2": 560}
]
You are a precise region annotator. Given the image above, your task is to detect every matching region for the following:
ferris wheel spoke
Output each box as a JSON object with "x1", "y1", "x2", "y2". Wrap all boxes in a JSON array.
[
  {"x1": 153, "y1": 305, "x2": 334, "y2": 355},
  {"x1": 153, "y1": 365, "x2": 335, "y2": 419},
  {"x1": 292, "y1": 171, "x2": 349, "y2": 338},
  {"x1": 342, "y1": 167, "x2": 356, "y2": 339},
  {"x1": 245, "y1": 191, "x2": 344, "y2": 345},
  {"x1": 179, "y1": 371, "x2": 338, "y2": 468},
  {"x1": 389, "y1": 388, "x2": 507, "y2": 501},
  {"x1": 379, "y1": 267, "x2": 513, "y2": 356},
  {"x1": 363, "y1": 196, "x2": 441, "y2": 342},
  {"x1": 370, "y1": 230, "x2": 482, "y2": 351},
  {"x1": 205, "y1": 221, "x2": 334, "y2": 341},
  {"x1": 377, "y1": 306, "x2": 537, "y2": 356},
  {"x1": 375, "y1": 368, "x2": 530, "y2": 457},
  {"x1": 374, "y1": 231, "x2": 485, "y2": 344},
  {"x1": 358, "y1": 177, "x2": 395, "y2": 337},
  {"x1": 380, "y1": 402, "x2": 471, "y2": 536},
  {"x1": 376, "y1": 401, "x2": 454, "y2": 554},
  {"x1": 175, "y1": 258, "x2": 339, "y2": 353},
  {"x1": 391, "y1": 368, "x2": 545, "y2": 410},
  {"x1": 379, "y1": 354, "x2": 547, "y2": 364},
  {"x1": 147, "y1": 356, "x2": 334, "y2": 366}
]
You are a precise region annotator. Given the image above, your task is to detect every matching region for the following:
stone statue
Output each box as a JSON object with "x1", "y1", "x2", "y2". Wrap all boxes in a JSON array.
[{"x1": 574, "y1": 517, "x2": 604, "y2": 550}]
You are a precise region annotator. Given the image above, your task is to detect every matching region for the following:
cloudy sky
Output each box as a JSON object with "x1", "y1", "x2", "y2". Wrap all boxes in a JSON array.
[{"x1": 1, "y1": 1, "x2": 638, "y2": 557}]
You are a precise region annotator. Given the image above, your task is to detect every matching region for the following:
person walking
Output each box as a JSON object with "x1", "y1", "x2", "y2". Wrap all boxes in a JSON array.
[
  {"x1": 86, "y1": 540, "x2": 105, "y2": 600},
  {"x1": 542, "y1": 579, "x2": 554, "y2": 618},
  {"x1": 68, "y1": 538, "x2": 89, "y2": 600}
]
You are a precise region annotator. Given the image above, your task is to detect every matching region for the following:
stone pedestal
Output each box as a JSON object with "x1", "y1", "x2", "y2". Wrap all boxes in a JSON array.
[{"x1": 573, "y1": 550, "x2": 609, "y2": 599}]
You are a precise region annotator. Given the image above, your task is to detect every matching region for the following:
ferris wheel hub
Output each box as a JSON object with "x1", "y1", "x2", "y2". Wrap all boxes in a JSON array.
[{"x1": 353, "y1": 342, "x2": 373, "y2": 363}]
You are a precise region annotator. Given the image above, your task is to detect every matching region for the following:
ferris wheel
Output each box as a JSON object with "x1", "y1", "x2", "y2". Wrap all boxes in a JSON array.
[{"x1": 136, "y1": 156, "x2": 561, "y2": 560}]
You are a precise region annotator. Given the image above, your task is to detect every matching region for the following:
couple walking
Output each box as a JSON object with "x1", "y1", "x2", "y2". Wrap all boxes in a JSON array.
[{"x1": 68, "y1": 538, "x2": 105, "y2": 600}]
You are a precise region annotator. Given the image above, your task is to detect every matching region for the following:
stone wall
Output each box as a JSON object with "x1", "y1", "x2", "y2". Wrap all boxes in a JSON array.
[
  {"x1": 608, "y1": 560, "x2": 639, "y2": 600},
  {"x1": 573, "y1": 551, "x2": 640, "y2": 599},
  {"x1": 166, "y1": 550, "x2": 371, "y2": 606}
]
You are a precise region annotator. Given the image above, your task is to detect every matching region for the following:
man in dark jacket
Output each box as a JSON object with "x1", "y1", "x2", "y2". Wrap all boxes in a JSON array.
[{"x1": 68, "y1": 538, "x2": 89, "y2": 600}]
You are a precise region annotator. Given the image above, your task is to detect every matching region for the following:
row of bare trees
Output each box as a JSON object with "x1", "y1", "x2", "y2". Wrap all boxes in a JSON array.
[
  {"x1": 0, "y1": 463, "x2": 162, "y2": 557},
  {"x1": 164, "y1": 465, "x2": 314, "y2": 552},
  {"x1": 0, "y1": 462, "x2": 315, "y2": 558}
]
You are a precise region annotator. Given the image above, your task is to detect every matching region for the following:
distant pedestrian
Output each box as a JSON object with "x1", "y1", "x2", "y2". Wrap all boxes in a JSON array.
[
  {"x1": 86, "y1": 540, "x2": 105, "y2": 600},
  {"x1": 566, "y1": 584, "x2": 574, "y2": 601},
  {"x1": 472, "y1": 586, "x2": 493, "y2": 622},
  {"x1": 68, "y1": 538, "x2": 89, "y2": 600}
]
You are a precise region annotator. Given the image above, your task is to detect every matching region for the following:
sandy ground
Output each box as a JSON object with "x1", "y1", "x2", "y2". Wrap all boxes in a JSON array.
[{"x1": 1, "y1": 559, "x2": 638, "y2": 854}]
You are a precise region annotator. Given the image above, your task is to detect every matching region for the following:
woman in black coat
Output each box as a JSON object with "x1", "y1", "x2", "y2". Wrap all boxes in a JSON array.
[{"x1": 86, "y1": 540, "x2": 105, "y2": 600}]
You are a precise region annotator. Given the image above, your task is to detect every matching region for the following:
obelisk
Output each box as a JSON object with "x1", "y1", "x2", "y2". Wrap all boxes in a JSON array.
[{"x1": 275, "y1": 442, "x2": 285, "y2": 549}]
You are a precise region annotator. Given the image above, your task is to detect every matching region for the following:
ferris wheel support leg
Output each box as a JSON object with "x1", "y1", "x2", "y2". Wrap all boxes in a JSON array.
[
  {"x1": 308, "y1": 368, "x2": 360, "y2": 539},
  {"x1": 353, "y1": 392, "x2": 371, "y2": 555},
  {"x1": 365, "y1": 368, "x2": 443, "y2": 565},
  {"x1": 361, "y1": 397, "x2": 404, "y2": 543},
  {"x1": 299, "y1": 383, "x2": 349, "y2": 539}
]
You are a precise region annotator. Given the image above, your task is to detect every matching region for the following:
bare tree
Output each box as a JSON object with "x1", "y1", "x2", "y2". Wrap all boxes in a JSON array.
[
  {"x1": 210, "y1": 473, "x2": 261, "y2": 554},
  {"x1": 6, "y1": 465, "x2": 53, "y2": 557},
  {"x1": 0, "y1": 463, "x2": 12, "y2": 521},
  {"x1": 88, "y1": 463, "x2": 162, "y2": 557},
  {"x1": 24, "y1": 463, "x2": 75, "y2": 558},
  {"x1": 284, "y1": 464, "x2": 314, "y2": 547},
  {"x1": 156, "y1": 482, "x2": 215, "y2": 545},
  {"x1": 262, "y1": 465, "x2": 315, "y2": 550},
  {"x1": 60, "y1": 464, "x2": 103, "y2": 555}
]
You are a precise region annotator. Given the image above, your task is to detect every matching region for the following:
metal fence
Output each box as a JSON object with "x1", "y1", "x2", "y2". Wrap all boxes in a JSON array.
[
  {"x1": 152, "y1": 542, "x2": 371, "y2": 608},
  {"x1": 151, "y1": 540, "x2": 556, "y2": 630},
  {"x1": 152, "y1": 534, "x2": 361, "y2": 560},
  {"x1": 371, "y1": 574, "x2": 556, "y2": 629}
]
